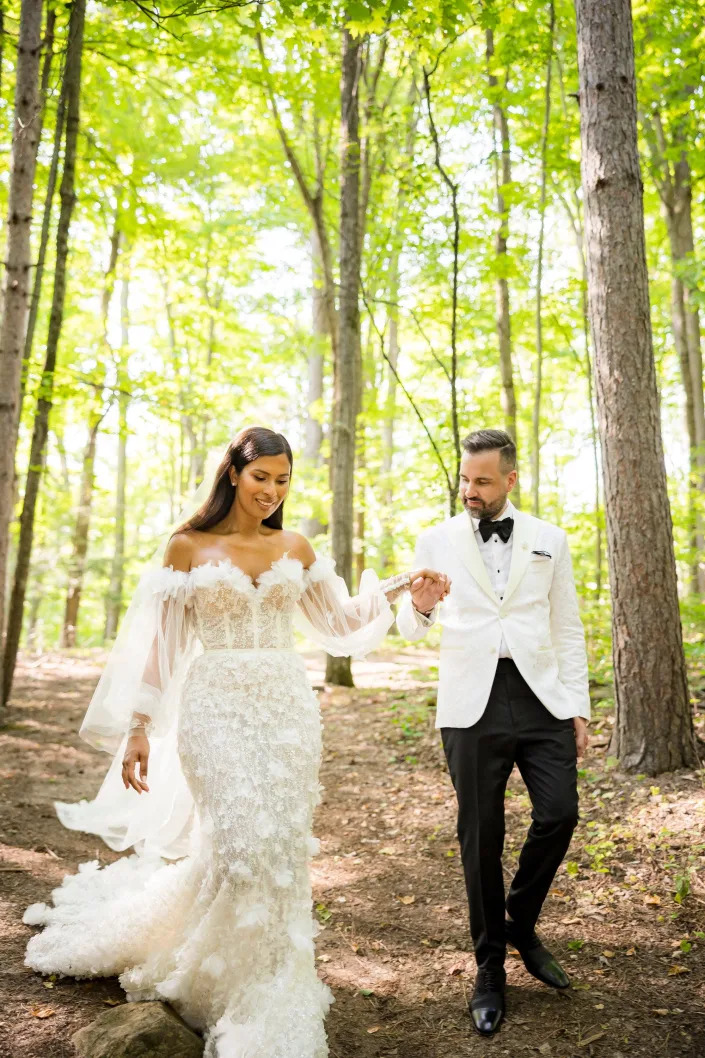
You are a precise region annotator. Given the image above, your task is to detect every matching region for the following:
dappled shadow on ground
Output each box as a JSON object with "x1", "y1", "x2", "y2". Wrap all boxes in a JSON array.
[{"x1": 1, "y1": 649, "x2": 704, "y2": 1058}]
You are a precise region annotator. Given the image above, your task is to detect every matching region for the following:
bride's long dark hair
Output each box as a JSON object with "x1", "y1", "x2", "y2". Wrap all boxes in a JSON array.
[{"x1": 174, "y1": 427, "x2": 293, "y2": 536}]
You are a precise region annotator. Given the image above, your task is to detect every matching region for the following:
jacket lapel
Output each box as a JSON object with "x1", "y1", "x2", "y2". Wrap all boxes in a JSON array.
[
  {"x1": 502, "y1": 509, "x2": 541, "y2": 606},
  {"x1": 446, "y1": 512, "x2": 497, "y2": 604}
]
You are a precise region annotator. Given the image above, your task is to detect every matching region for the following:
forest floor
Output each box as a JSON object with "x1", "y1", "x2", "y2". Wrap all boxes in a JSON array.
[{"x1": 1, "y1": 647, "x2": 704, "y2": 1058}]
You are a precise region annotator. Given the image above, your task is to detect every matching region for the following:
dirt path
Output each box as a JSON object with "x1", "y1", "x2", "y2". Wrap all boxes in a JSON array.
[{"x1": 1, "y1": 650, "x2": 704, "y2": 1058}]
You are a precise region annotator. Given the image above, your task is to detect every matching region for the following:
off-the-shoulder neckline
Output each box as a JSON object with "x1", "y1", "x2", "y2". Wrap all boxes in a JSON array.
[
  {"x1": 188, "y1": 552, "x2": 303, "y2": 586},
  {"x1": 159, "y1": 551, "x2": 334, "y2": 586}
]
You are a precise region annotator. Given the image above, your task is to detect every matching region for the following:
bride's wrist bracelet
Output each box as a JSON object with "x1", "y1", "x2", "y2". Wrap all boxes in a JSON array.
[
  {"x1": 379, "y1": 571, "x2": 411, "y2": 603},
  {"x1": 128, "y1": 717, "x2": 154, "y2": 738}
]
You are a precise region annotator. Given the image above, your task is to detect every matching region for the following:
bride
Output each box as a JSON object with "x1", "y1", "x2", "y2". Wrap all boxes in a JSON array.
[{"x1": 22, "y1": 426, "x2": 449, "y2": 1058}]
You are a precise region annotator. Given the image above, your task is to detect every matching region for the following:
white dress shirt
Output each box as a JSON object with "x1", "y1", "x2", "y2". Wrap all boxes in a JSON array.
[{"x1": 470, "y1": 498, "x2": 516, "y2": 658}]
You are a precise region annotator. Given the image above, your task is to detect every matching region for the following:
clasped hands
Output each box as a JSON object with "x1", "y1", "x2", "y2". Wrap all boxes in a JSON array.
[{"x1": 409, "y1": 568, "x2": 451, "y2": 615}]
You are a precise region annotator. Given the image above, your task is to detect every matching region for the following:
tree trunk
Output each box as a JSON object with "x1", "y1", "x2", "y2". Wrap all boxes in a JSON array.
[
  {"x1": 62, "y1": 214, "x2": 119, "y2": 647},
  {"x1": 575, "y1": 0, "x2": 696, "y2": 773},
  {"x1": 326, "y1": 22, "x2": 363, "y2": 688},
  {"x1": 104, "y1": 274, "x2": 130, "y2": 640},
  {"x1": 380, "y1": 82, "x2": 418, "y2": 576},
  {"x1": 61, "y1": 413, "x2": 102, "y2": 648},
  {"x1": 531, "y1": 2, "x2": 554, "y2": 517},
  {"x1": 0, "y1": 0, "x2": 43, "y2": 677},
  {"x1": 300, "y1": 229, "x2": 327, "y2": 539},
  {"x1": 644, "y1": 124, "x2": 705, "y2": 594},
  {"x1": 486, "y1": 28, "x2": 520, "y2": 508},
  {"x1": 19, "y1": 8, "x2": 62, "y2": 418},
  {"x1": 2, "y1": 0, "x2": 86, "y2": 701},
  {"x1": 423, "y1": 66, "x2": 462, "y2": 516},
  {"x1": 380, "y1": 255, "x2": 400, "y2": 577}
]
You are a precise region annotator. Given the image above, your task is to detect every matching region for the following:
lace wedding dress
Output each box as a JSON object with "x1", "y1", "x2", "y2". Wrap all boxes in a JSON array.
[{"x1": 23, "y1": 554, "x2": 400, "y2": 1058}]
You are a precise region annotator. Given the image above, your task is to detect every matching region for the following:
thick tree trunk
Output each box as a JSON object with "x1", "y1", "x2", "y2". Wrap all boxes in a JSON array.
[
  {"x1": 531, "y1": 2, "x2": 554, "y2": 517},
  {"x1": 2, "y1": 0, "x2": 86, "y2": 700},
  {"x1": 326, "y1": 23, "x2": 363, "y2": 688},
  {"x1": 0, "y1": 0, "x2": 43, "y2": 680},
  {"x1": 486, "y1": 28, "x2": 520, "y2": 508},
  {"x1": 575, "y1": 0, "x2": 696, "y2": 773},
  {"x1": 301, "y1": 229, "x2": 327, "y2": 539},
  {"x1": 104, "y1": 275, "x2": 129, "y2": 641}
]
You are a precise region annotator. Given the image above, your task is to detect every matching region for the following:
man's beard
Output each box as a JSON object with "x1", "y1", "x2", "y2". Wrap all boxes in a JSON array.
[{"x1": 463, "y1": 494, "x2": 507, "y2": 520}]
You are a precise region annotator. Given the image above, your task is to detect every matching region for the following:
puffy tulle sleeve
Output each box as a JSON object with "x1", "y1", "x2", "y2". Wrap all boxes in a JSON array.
[
  {"x1": 77, "y1": 565, "x2": 196, "y2": 755},
  {"x1": 295, "y1": 556, "x2": 399, "y2": 657}
]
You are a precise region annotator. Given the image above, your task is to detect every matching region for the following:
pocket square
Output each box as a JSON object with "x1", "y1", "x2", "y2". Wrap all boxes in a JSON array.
[{"x1": 531, "y1": 549, "x2": 552, "y2": 558}]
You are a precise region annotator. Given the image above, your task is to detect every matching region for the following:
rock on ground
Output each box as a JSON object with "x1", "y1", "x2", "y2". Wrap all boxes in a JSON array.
[{"x1": 71, "y1": 1001, "x2": 204, "y2": 1058}]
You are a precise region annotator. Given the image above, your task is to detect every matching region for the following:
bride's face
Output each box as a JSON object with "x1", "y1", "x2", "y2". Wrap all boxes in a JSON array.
[{"x1": 230, "y1": 454, "x2": 291, "y2": 519}]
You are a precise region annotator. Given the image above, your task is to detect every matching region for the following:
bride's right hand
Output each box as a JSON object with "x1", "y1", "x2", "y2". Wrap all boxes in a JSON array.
[{"x1": 122, "y1": 734, "x2": 150, "y2": 794}]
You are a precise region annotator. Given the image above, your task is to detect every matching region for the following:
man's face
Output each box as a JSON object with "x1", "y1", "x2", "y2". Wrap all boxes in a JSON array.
[{"x1": 459, "y1": 449, "x2": 517, "y2": 520}]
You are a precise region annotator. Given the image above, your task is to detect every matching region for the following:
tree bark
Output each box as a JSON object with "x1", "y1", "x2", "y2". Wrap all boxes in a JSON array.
[
  {"x1": 2, "y1": 0, "x2": 86, "y2": 699},
  {"x1": 326, "y1": 22, "x2": 363, "y2": 688},
  {"x1": 575, "y1": 0, "x2": 696, "y2": 773},
  {"x1": 531, "y1": 2, "x2": 554, "y2": 517},
  {"x1": 486, "y1": 28, "x2": 520, "y2": 508},
  {"x1": 0, "y1": 0, "x2": 43, "y2": 679},
  {"x1": 19, "y1": 7, "x2": 61, "y2": 419}
]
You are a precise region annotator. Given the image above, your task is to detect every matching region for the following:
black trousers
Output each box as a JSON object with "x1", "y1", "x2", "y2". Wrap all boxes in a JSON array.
[{"x1": 441, "y1": 658, "x2": 579, "y2": 972}]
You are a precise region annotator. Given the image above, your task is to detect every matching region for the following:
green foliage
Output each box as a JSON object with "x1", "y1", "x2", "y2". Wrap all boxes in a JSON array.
[{"x1": 1, "y1": 0, "x2": 702, "y2": 668}]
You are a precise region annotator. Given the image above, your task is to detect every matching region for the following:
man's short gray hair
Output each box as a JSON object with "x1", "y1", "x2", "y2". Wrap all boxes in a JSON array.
[{"x1": 462, "y1": 429, "x2": 516, "y2": 472}]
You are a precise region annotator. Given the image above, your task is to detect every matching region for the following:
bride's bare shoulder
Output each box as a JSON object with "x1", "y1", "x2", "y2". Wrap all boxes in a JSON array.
[
  {"x1": 163, "y1": 532, "x2": 195, "y2": 572},
  {"x1": 281, "y1": 530, "x2": 316, "y2": 569}
]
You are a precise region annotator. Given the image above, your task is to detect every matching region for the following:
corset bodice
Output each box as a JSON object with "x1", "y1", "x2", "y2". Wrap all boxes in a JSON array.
[{"x1": 186, "y1": 556, "x2": 306, "y2": 650}]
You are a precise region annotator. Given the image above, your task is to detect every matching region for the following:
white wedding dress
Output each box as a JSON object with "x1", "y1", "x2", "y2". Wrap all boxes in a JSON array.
[{"x1": 22, "y1": 554, "x2": 397, "y2": 1058}]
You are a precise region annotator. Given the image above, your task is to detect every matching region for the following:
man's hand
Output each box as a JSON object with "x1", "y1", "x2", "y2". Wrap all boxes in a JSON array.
[
  {"x1": 410, "y1": 570, "x2": 450, "y2": 615},
  {"x1": 573, "y1": 717, "x2": 589, "y2": 759}
]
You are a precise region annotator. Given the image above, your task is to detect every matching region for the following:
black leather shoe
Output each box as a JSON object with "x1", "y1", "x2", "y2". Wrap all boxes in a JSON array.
[
  {"x1": 505, "y1": 922, "x2": 570, "y2": 989},
  {"x1": 470, "y1": 966, "x2": 506, "y2": 1036}
]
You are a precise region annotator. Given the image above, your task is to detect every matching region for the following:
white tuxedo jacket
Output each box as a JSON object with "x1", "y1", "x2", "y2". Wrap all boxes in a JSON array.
[{"x1": 396, "y1": 509, "x2": 591, "y2": 728}]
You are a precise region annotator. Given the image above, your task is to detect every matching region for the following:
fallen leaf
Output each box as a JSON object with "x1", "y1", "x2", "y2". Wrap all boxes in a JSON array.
[
  {"x1": 578, "y1": 1030, "x2": 605, "y2": 1047},
  {"x1": 30, "y1": 1008, "x2": 55, "y2": 1019},
  {"x1": 668, "y1": 965, "x2": 690, "y2": 975},
  {"x1": 601, "y1": 950, "x2": 615, "y2": 958}
]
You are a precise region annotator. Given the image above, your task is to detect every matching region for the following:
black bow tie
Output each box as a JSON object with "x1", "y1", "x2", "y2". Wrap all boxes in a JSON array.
[{"x1": 478, "y1": 516, "x2": 514, "y2": 543}]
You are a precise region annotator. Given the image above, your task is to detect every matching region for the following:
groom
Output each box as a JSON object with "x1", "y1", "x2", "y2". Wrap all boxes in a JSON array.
[{"x1": 399, "y1": 428, "x2": 590, "y2": 1035}]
